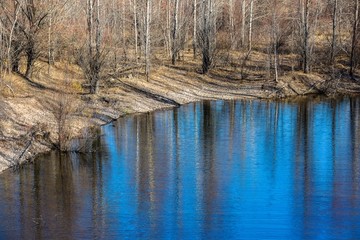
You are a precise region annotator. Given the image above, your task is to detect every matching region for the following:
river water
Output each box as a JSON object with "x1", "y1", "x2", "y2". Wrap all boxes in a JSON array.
[{"x1": 0, "y1": 97, "x2": 360, "y2": 239}]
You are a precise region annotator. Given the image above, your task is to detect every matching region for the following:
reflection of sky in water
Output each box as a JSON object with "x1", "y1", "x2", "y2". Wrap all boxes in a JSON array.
[{"x1": 0, "y1": 97, "x2": 359, "y2": 240}]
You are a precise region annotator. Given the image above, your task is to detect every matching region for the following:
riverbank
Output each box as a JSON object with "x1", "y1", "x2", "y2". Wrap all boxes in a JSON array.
[{"x1": 1, "y1": 57, "x2": 360, "y2": 173}]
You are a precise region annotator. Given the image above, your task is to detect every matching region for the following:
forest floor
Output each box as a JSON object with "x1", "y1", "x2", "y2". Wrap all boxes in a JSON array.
[{"x1": 1, "y1": 51, "x2": 360, "y2": 173}]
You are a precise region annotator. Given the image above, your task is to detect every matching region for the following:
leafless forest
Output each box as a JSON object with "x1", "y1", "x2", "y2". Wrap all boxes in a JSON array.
[{"x1": 0, "y1": 0, "x2": 359, "y2": 92}]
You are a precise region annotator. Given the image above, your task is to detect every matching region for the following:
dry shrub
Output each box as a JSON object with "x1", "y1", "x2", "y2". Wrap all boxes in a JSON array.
[
  {"x1": 216, "y1": 31, "x2": 232, "y2": 51},
  {"x1": 49, "y1": 64, "x2": 80, "y2": 151},
  {"x1": 50, "y1": 65, "x2": 97, "y2": 152},
  {"x1": 69, "y1": 126, "x2": 99, "y2": 153},
  {"x1": 52, "y1": 83, "x2": 75, "y2": 151}
]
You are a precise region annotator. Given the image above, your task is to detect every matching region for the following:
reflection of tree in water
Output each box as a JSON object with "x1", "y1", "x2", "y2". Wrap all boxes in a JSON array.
[
  {"x1": 295, "y1": 99, "x2": 310, "y2": 192},
  {"x1": 350, "y1": 98, "x2": 360, "y2": 201},
  {"x1": 201, "y1": 101, "x2": 219, "y2": 233},
  {"x1": 2, "y1": 97, "x2": 360, "y2": 239},
  {"x1": 291, "y1": 97, "x2": 360, "y2": 238},
  {"x1": 134, "y1": 112, "x2": 156, "y2": 231},
  {"x1": 228, "y1": 101, "x2": 235, "y2": 161},
  {"x1": 294, "y1": 99, "x2": 314, "y2": 235},
  {"x1": 3, "y1": 144, "x2": 108, "y2": 239}
]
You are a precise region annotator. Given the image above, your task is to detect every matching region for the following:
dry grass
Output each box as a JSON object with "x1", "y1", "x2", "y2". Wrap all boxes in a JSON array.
[
  {"x1": 0, "y1": 74, "x2": 29, "y2": 97},
  {"x1": 0, "y1": 48, "x2": 359, "y2": 173}
]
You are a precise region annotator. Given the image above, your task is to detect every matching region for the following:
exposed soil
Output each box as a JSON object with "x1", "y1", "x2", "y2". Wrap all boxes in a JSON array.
[{"x1": 1, "y1": 56, "x2": 359, "y2": 173}]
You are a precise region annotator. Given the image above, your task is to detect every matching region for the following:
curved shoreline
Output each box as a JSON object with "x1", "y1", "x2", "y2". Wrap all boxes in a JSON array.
[{"x1": 1, "y1": 64, "x2": 359, "y2": 174}]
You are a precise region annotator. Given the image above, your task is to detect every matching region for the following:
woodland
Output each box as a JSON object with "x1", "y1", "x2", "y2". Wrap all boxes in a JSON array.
[{"x1": 0, "y1": 0, "x2": 359, "y2": 92}]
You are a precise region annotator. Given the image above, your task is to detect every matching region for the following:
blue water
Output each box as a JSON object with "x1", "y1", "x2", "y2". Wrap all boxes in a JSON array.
[{"x1": 0, "y1": 97, "x2": 360, "y2": 239}]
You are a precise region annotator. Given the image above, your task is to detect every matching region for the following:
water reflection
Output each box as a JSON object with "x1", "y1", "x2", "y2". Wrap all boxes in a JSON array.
[{"x1": 0, "y1": 97, "x2": 360, "y2": 239}]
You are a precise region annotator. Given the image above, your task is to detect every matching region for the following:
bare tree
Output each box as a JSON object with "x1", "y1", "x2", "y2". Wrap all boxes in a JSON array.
[
  {"x1": 298, "y1": 0, "x2": 323, "y2": 73},
  {"x1": 171, "y1": 0, "x2": 180, "y2": 64},
  {"x1": 8, "y1": 2, "x2": 21, "y2": 73},
  {"x1": 77, "y1": 0, "x2": 103, "y2": 94},
  {"x1": 229, "y1": 0, "x2": 236, "y2": 50},
  {"x1": 145, "y1": 0, "x2": 151, "y2": 80},
  {"x1": 193, "y1": 0, "x2": 197, "y2": 58},
  {"x1": 330, "y1": 0, "x2": 338, "y2": 65},
  {"x1": 20, "y1": 0, "x2": 50, "y2": 78},
  {"x1": 0, "y1": 0, "x2": 359, "y2": 90},
  {"x1": 198, "y1": 0, "x2": 216, "y2": 73},
  {"x1": 271, "y1": 0, "x2": 279, "y2": 82},
  {"x1": 248, "y1": 0, "x2": 254, "y2": 51},
  {"x1": 241, "y1": 0, "x2": 246, "y2": 47},
  {"x1": 0, "y1": 1, "x2": 22, "y2": 73},
  {"x1": 133, "y1": 0, "x2": 139, "y2": 63},
  {"x1": 302, "y1": 0, "x2": 310, "y2": 73}
]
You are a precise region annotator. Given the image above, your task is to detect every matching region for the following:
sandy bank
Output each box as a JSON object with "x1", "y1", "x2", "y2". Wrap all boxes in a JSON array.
[{"x1": 1, "y1": 62, "x2": 359, "y2": 173}]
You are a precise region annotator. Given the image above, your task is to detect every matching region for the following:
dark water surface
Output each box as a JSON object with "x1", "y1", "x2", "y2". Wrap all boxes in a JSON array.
[{"x1": 1, "y1": 97, "x2": 360, "y2": 240}]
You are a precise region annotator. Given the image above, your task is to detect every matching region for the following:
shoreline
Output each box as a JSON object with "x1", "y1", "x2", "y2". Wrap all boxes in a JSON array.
[{"x1": 1, "y1": 63, "x2": 359, "y2": 174}]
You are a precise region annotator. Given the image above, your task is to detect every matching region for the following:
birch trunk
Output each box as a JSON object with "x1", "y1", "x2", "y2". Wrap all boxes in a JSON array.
[
  {"x1": 193, "y1": 0, "x2": 197, "y2": 58},
  {"x1": 7, "y1": 3, "x2": 21, "y2": 73},
  {"x1": 229, "y1": 0, "x2": 235, "y2": 50},
  {"x1": 133, "y1": 0, "x2": 138, "y2": 63},
  {"x1": 167, "y1": 1, "x2": 171, "y2": 57},
  {"x1": 171, "y1": 0, "x2": 179, "y2": 64},
  {"x1": 330, "y1": 0, "x2": 338, "y2": 65},
  {"x1": 241, "y1": 0, "x2": 246, "y2": 48},
  {"x1": 94, "y1": 0, "x2": 101, "y2": 93},
  {"x1": 303, "y1": 0, "x2": 310, "y2": 73},
  {"x1": 273, "y1": 0, "x2": 278, "y2": 82},
  {"x1": 145, "y1": 0, "x2": 151, "y2": 80},
  {"x1": 248, "y1": 0, "x2": 253, "y2": 51}
]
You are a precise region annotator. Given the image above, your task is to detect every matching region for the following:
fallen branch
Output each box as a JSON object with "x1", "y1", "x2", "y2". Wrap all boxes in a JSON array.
[
  {"x1": 12, "y1": 127, "x2": 39, "y2": 169},
  {"x1": 111, "y1": 77, "x2": 181, "y2": 107},
  {"x1": 112, "y1": 64, "x2": 145, "y2": 76},
  {"x1": 287, "y1": 83, "x2": 300, "y2": 95}
]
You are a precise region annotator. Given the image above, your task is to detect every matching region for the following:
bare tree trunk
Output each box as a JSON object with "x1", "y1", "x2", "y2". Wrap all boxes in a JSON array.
[
  {"x1": 350, "y1": 0, "x2": 359, "y2": 77},
  {"x1": 25, "y1": 39, "x2": 35, "y2": 78},
  {"x1": 122, "y1": 0, "x2": 127, "y2": 61},
  {"x1": 85, "y1": 0, "x2": 102, "y2": 94},
  {"x1": 193, "y1": 0, "x2": 197, "y2": 58},
  {"x1": 48, "y1": 12, "x2": 53, "y2": 74},
  {"x1": 272, "y1": 0, "x2": 279, "y2": 82},
  {"x1": 199, "y1": 0, "x2": 217, "y2": 73},
  {"x1": 211, "y1": 0, "x2": 217, "y2": 48},
  {"x1": 7, "y1": 2, "x2": 21, "y2": 73},
  {"x1": 330, "y1": 0, "x2": 338, "y2": 65},
  {"x1": 171, "y1": 0, "x2": 179, "y2": 65},
  {"x1": 248, "y1": 0, "x2": 253, "y2": 51},
  {"x1": 145, "y1": 0, "x2": 151, "y2": 81},
  {"x1": 133, "y1": 0, "x2": 138, "y2": 63},
  {"x1": 303, "y1": 0, "x2": 310, "y2": 73},
  {"x1": 229, "y1": 0, "x2": 235, "y2": 50},
  {"x1": 94, "y1": 0, "x2": 101, "y2": 93},
  {"x1": 241, "y1": 0, "x2": 246, "y2": 48},
  {"x1": 201, "y1": 0, "x2": 210, "y2": 73},
  {"x1": 88, "y1": 0, "x2": 93, "y2": 58},
  {"x1": 24, "y1": 0, "x2": 37, "y2": 79},
  {"x1": 167, "y1": 0, "x2": 171, "y2": 57},
  {"x1": 87, "y1": 0, "x2": 94, "y2": 92}
]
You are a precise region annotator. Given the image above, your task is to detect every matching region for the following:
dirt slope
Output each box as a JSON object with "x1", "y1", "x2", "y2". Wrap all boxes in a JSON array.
[{"x1": 0, "y1": 60, "x2": 359, "y2": 173}]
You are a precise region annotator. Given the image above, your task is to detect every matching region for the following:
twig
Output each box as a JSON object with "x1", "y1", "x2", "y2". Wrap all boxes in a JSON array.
[
  {"x1": 0, "y1": 80, "x2": 15, "y2": 97},
  {"x1": 13, "y1": 129, "x2": 37, "y2": 167}
]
